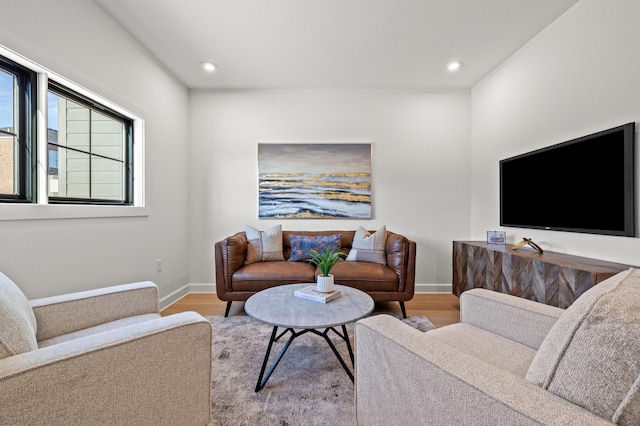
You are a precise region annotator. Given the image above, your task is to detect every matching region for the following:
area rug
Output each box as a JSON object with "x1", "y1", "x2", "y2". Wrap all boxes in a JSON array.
[{"x1": 209, "y1": 314, "x2": 435, "y2": 426}]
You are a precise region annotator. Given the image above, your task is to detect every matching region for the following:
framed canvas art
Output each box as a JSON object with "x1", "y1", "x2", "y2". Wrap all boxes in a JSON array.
[{"x1": 258, "y1": 143, "x2": 372, "y2": 219}]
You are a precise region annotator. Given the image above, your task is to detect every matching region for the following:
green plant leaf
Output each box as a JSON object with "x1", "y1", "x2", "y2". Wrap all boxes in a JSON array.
[{"x1": 306, "y1": 246, "x2": 346, "y2": 276}]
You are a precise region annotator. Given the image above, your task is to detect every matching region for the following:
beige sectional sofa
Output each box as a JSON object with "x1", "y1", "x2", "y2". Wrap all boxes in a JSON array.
[
  {"x1": 355, "y1": 267, "x2": 640, "y2": 425},
  {"x1": 0, "y1": 273, "x2": 212, "y2": 425}
]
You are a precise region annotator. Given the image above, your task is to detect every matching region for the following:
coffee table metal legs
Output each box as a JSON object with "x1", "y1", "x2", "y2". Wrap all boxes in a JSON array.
[{"x1": 255, "y1": 325, "x2": 354, "y2": 392}]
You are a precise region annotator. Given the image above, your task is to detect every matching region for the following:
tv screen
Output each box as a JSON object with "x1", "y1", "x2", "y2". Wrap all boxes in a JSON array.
[{"x1": 500, "y1": 123, "x2": 636, "y2": 237}]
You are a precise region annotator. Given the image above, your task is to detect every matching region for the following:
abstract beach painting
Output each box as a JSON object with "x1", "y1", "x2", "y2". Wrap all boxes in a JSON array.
[{"x1": 258, "y1": 143, "x2": 372, "y2": 219}]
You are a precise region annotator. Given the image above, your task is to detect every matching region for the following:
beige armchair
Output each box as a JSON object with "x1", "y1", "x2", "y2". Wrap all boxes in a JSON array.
[
  {"x1": 355, "y1": 268, "x2": 640, "y2": 425},
  {"x1": 0, "y1": 272, "x2": 212, "y2": 425}
]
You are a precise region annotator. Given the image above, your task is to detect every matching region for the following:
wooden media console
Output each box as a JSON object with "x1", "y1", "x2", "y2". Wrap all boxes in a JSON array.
[{"x1": 452, "y1": 240, "x2": 635, "y2": 308}]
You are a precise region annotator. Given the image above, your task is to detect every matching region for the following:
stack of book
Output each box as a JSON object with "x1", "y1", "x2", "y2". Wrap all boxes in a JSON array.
[{"x1": 294, "y1": 286, "x2": 342, "y2": 303}]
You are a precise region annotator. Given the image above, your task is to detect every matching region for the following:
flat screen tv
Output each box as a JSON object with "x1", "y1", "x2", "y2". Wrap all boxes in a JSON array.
[{"x1": 500, "y1": 122, "x2": 636, "y2": 237}]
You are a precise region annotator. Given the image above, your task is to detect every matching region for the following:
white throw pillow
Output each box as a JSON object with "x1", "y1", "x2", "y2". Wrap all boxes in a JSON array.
[
  {"x1": 245, "y1": 224, "x2": 285, "y2": 264},
  {"x1": 0, "y1": 272, "x2": 38, "y2": 359},
  {"x1": 346, "y1": 225, "x2": 387, "y2": 264}
]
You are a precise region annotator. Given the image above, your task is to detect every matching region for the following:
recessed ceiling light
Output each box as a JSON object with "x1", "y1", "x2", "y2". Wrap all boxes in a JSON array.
[
  {"x1": 202, "y1": 61, "x2": 217, "y2": 72},
  {"x1": 447, "y1": 61, "x2": 463, "y2": 72}
]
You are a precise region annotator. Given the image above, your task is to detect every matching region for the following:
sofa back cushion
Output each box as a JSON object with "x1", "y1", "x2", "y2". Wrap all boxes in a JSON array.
[
  {"x1": 526, "y1": 268, "x2": 640, "y2": 425},
  {"x1": 346, "y1": 225, "x2": 387, "y2": 264},
  {"x1": 245, "y1": 224, "x2": 285, "y2": 264},
  {"x1": 287, "y1": 234, "x2": 342, "y2": 262},
  {"x1": 283, "y1": 230, "x2": 355, "y2": 259},
  {"x1": 0, "y1": 272, "x2": 38, "y2": 358}
]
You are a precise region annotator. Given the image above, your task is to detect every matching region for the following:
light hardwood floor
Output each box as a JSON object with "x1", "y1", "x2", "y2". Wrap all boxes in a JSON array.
[{"x1": 161, "y1": 292, "x2": 461, "y2": 328}]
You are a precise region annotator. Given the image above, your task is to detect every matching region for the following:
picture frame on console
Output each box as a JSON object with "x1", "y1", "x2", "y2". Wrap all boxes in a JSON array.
[{"x1": 486, "y1": 231, "x2": 506, "y2": 245}]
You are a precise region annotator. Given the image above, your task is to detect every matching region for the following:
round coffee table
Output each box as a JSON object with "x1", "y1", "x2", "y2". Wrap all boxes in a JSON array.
[{"x1": 245, "y1": 283, "x2": 374, "y2": 391}]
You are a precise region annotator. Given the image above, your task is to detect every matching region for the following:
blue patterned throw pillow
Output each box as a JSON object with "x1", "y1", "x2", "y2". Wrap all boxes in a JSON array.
[{"x1": 288, "y1": 234, "x2": 342, "y2": 262}]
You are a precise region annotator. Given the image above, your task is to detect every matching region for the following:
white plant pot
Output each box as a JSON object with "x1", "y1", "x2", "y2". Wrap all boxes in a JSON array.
[{"x1": 316, "y1": 274, "x2": 335, "y2": 293}]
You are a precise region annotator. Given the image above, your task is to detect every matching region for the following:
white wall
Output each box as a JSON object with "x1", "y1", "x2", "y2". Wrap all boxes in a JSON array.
[
  {"x1": 188, "y1": 89, "x2": 470, "y2": 289},
  {"x1": 471, "y1": 0, "x2": 640, "y2": 266},
  {"x1": 0, "y1": 0, "x2": 190, "y2": 301},
  {"x1": 11, "y1": 1, "x2": 631, "y2": 302}
]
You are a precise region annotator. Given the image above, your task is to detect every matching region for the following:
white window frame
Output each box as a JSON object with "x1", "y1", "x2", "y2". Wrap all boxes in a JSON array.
[{"x1": 0, "y1": 44, "x2": 147, "y2": 221}]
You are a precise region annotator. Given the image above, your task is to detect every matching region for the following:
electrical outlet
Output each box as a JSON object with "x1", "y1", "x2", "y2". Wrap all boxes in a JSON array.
[{"x1": 156, "y1": 259, "x2": 163, "y2": 273}]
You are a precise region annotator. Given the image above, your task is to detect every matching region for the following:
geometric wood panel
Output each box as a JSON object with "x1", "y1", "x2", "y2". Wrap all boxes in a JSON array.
[
  {"x1": 533, "y1": 261, "x2": 559, "y2": 307},
  {"x1": 503, "y1": 253, "x2": 533, "y2": 299},
  {"x1": 467, "y1": 243, "x2": 485, "y2": 290},
  {"x1": 485, "y1": 248, "x2": 502, "y2": 292},
  {"x1": 452, "y1": 241, "x2": 635, "y2": 308}
]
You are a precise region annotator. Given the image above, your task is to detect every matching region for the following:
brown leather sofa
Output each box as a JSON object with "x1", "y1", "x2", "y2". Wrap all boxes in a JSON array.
[{"x1": 214, "y1": 230, "x2": 416, "y2": 317}]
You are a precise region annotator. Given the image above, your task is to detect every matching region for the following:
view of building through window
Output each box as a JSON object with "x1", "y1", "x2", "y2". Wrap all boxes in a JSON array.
[
  {"x1": 0, "y1": 130, "x2": 14, "y2": 195},
  {"x1": 47, "y1": 91, "x2": 126, "y2": 201},
  {"x1": 0, "y1": 52, "x2": 134, "y2": 205},
  {"x1": 0, "y1": 69, "x2": 15, "y2": 195},
  {"x1": 1, "y1": 82, "x2": 127, "y2": 201}
]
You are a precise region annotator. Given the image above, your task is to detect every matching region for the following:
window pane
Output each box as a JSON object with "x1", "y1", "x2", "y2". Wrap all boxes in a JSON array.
[
  {"x1": 62, "y1": 148, "x2": 90, "y2": 199},
  {"x1": 0, "y1": 135, "x2": 15, "y2": 194},
  {"x1": 0, "y1": 70, "x2": 14, "y2": 131},
  {"x1": 48, "y1": 86, "x2": 130, "y2": 203},
  {"x1": 62, "y1": 98, "x2": 90, "y2": 150},
  {"x1": 48, "y1": 149, "x2": 125, "y2": 201},
  {"x1": 91, "y1": 156, "x2": 123, "y2": 200},
  {"x1": 0, "y1": 70, "x2": 16, "y2": 195},
  {"x1": 47, "y1": 143, "x2": 59, "y2": 195},
  {"x1": 91, "y1": 111, "x2": 124, "y2": 161},
  {"x1": 47, "y1": 91, "x2": 58, "y2": 131}
]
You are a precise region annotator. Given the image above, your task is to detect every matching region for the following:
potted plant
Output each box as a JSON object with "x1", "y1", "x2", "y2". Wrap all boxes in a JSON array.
[{"x1": 307, "y1": 246, "x2": 346, "y2": 292}]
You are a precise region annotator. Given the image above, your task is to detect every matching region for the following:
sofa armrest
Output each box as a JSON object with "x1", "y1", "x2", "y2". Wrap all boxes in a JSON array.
[
  {"x1": 215, "y1": 232, "x2": 248, "y2": 299},
  {"x1": 30, "y1": 281, "x2": 159, "y2": 342},
  {"x1": 0, "y1": 312, "x2": 212, "y2": 426},
  {"x1": 385, "y1": 233, "x2": 416, "y2": 295},
  {"x1": 460, "y1": 289, "x2": 564, "y2": 349},
  {"x1": 355, "y1": 315, "x2": 611, "y2": 426}
]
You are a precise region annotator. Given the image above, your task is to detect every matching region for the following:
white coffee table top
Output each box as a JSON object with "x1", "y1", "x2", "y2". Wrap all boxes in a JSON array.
[{"x1": 245, "y1": 284, "x2": 374, "y2": 329}]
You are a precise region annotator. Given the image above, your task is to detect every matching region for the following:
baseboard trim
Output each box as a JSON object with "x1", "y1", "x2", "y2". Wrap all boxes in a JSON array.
[
  {"x1": 158, "y1": 284, "x2": 190, "y2": 310},
  {"x1": 415, "y1": 283, "x2": 452, "y2": 294},
  {"x1": 188, "y1": 283, "x2": 216, "y2": 293},
  {"x1": 161, "y1": 282, "x2": 451, "y2": 309}
]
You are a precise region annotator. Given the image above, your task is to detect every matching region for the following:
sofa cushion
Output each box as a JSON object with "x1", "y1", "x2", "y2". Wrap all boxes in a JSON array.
[
  {"x1": 232, "y1": 261, "x2": 316, "y2": 291},
  {"x1": 346, "y1": 226, "x2": 387, "y2": 264},
  {"x1": 428, "y1": 323, "x2": 537, "y2": 378},
  {"x1": 330, "y1": 262, "x2": 398, "y2": 292},
  {"x1": 288, "y1": 234, "x2": 342, "y2": 262},
  {"x1": 0, "y1": 272, "x2": 38, "y2": 359},
  {"x1": 526, "y1": 268, "x2": 640, "y2": 425},
  {"x1": 38, "y1": 313, "x2": 161, "y2": 348},
  {"x1": 245, "y1": 224, "x2": 285, "y2": 264}
]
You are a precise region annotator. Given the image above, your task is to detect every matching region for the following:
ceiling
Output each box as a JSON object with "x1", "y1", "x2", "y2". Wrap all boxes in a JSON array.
[{"x1": 94, "y1": 0, "x2": 579, "y2": 90}]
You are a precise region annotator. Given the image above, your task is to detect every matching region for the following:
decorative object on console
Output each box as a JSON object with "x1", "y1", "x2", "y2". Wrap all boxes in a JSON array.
[
  {"x1": 512, "y1": 237, "x2": 543, "y2": 253},
  {"x1": 486, "y1": 230, "x2": 506, "y2": 245},
  {"x1": 307, "y1": 246, "x2": 346, "y2": 293},
  {"x1": 288, "y1": 234, "x2": 342, "y2": 262},
  {"x1": 245, "y1": 224, "x2": 285, "y2": 264},
  {"x1": 257, "y1": 143, "x2": 372, "y2": 219},
  {"x1": 346, "y1": 225, "x2": 387, "y2": 264}
]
